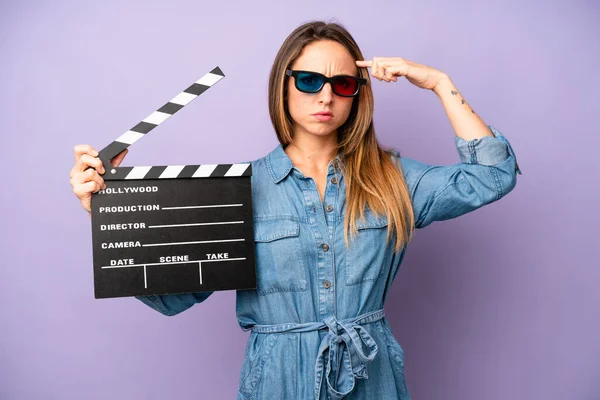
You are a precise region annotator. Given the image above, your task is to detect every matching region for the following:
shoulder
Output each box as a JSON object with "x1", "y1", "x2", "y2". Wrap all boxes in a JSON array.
[
  {"x1": 240, "y1": 149, "x2": 276, "y2": 187},
  {"x1": 239, "y1": 149, "x2": 271, "y2": 171},
  {"x1": 386, "y1": 148, "x2": 435, "y2": 190}
]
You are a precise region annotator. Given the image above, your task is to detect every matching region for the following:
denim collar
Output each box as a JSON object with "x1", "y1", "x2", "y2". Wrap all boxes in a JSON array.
[{"x1": 266, "y1": 143, "x2": 343, "y2": 184}]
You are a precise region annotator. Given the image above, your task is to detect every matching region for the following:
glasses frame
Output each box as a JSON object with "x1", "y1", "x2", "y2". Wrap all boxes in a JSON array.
[{"x1": 285, "y1": 69, "x2": 367, "y2": 98}]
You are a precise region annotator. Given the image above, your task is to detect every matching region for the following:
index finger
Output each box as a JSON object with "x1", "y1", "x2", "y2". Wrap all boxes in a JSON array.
[
  {"x1": 356, "y1": 60, "x2": 372, "y2": 67},
  {"x1": 73, "y1": 144, "x2": 99, "y2": 161}
]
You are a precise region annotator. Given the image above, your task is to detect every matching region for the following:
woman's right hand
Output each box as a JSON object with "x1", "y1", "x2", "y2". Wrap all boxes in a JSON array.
[{"x1": 69, "y1": 145, "x2": 129, "y2": 213}]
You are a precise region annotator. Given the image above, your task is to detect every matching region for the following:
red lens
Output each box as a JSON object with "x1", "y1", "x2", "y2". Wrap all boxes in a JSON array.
[{"x1": 332, "y1": 76, "x2": 359, "y2": 96}]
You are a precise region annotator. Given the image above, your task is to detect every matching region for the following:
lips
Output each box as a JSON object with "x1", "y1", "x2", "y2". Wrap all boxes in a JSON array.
[
  {"x1": 312, "y1": 111, "x2": 333, "y2": 122},
  {"x1": 313, "y1": 113, "x2": 332, "y2": 122}
]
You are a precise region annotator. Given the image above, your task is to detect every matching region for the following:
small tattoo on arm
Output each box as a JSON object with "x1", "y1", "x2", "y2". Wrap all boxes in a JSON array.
[{"x1": 450, "y1": 90, "x2": 473, "y2": 112}]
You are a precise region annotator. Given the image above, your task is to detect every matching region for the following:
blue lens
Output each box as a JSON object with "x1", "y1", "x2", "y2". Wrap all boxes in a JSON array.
[{"x1": 297, "y1": 72, "x2": 324, "y2": 92}]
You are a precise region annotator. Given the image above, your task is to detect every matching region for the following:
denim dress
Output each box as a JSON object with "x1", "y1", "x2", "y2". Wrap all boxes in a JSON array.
[{"x1": 136, "y1": 125, "x2": 521, "y2": 399}]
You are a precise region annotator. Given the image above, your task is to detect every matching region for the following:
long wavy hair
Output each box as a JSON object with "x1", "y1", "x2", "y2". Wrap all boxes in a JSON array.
[{"x1": 268, "y1": 20, "x2": 415, "y2": 252}]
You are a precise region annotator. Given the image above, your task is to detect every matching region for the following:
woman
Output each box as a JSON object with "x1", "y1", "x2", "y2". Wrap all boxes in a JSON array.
[{"x1": 70, "y1": 21, "x2": 520, "y2": 400}]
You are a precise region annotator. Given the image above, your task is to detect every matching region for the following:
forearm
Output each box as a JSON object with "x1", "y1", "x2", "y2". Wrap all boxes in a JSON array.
[{"x1": 433, "y1": 75, "x2": 494, "y2": 141}]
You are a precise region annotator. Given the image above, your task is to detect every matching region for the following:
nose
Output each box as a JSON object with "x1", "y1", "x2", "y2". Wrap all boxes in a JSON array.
[{"x1": 318, "y1": 82, "x2": 333, "y2": 104}]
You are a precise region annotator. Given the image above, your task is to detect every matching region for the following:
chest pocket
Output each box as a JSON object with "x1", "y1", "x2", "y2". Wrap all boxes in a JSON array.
[
  {"x1": 345, "y1": 210, "x2": 390, "y2": 286},
  {"x1": 253, "y1": 218, "x2": 309, "y2": 295}
]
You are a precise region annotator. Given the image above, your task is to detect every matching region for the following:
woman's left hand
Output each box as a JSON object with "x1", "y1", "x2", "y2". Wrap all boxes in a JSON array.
[{"x1": 356, "y1": 57, "x2": 447, "y2": 91}]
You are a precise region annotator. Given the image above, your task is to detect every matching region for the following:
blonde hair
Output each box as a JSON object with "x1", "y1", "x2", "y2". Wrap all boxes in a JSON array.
[{"x1": 268, "y1": 20, "x2": 415, "y2": 252}]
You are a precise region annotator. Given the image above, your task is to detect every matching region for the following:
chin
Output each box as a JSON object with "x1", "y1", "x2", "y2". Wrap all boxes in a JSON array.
[
  {"x1": 292, "y1": 119, "x2": 343, "y2": 138},
  {"x1": 307, "y1": 123, "x2": 342, "y2": 137}
]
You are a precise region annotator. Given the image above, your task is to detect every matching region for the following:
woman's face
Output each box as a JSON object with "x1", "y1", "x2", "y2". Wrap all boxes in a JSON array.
[{"x1": 286, "y1": 40, "x2": 357, "y2": 140}]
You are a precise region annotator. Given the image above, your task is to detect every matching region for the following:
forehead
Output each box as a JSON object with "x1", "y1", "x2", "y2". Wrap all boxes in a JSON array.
[{"x1": 291, "y1": 40, "x2": 357, "y2": 75}]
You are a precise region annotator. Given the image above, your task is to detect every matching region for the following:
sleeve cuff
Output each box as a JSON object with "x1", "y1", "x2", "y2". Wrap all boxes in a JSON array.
[
  {"x1": 135, "y1": 294, "x2": 176, "y2": 316},
  {"x1": 455, "y1": 125, "x2": 522, "y2": 174}
]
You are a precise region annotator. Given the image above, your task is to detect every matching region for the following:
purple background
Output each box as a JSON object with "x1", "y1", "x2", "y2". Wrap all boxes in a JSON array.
[{"x1": 1, "y1": 1, "x2": 598, "y2": 399}]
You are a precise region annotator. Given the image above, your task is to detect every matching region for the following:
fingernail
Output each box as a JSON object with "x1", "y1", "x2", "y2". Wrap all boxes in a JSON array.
[{"x1": 92, "y1": 150, "x2": 99, "y2": 157}]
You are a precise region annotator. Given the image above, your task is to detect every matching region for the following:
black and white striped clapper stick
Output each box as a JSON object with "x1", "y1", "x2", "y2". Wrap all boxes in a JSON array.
[{"x1": 97, "y1": 66, "x2": 250, "y2": 180}]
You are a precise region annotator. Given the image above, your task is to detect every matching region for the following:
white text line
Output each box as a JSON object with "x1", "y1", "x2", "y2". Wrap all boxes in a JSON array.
[
  {"x1": 142, "y1": 238, "x2": 245, "y2": 247},
  {"x1": 161, "y1": 204, "x2": 243, "y2": 210},
  {"x1": 101, "y1": 258, "x2": 247, "y2": 269},
  {"x1": 148, "y1": 221, "x2": 244, "y2": 229}
]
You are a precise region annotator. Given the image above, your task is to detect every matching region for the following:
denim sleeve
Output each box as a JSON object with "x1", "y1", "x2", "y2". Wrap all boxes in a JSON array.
[
  {"x1": 392, "y1": 125, "x2": 521, "y2": 229},
  {"x1": 134, "y1": 292, "x2": 213, "y2": 316}
]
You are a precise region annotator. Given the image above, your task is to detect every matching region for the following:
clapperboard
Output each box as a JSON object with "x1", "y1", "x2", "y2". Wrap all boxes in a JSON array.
[{"x1": 90, "y1": 67, "x2": 256, "y2": 299}]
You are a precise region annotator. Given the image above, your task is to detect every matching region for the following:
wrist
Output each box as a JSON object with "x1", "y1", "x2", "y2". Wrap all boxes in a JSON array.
[{"x1": 432, "y1": 73, "x2": 453, "y2": 96}]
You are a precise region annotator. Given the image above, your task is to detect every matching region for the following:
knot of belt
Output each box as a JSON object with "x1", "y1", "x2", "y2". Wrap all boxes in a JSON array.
[{"x1": 246, "y1": 309, "x2": 385, "y2": 399}]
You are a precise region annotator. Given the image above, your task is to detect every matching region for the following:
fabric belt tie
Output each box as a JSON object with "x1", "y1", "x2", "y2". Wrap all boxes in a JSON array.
[{"x1": 247, "y1": 309, "x2": 385, "y2": 399}]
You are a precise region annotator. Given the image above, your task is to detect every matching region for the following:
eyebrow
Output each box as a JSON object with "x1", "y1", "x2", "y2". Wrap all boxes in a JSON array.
[{"x1": 294, "y1": 69, "x2": 359, "y2": 76}]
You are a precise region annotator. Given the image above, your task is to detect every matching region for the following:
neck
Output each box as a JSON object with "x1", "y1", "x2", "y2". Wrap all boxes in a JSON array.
[{"x1": 285, "y1": 130, "x2": 338, "y2": 170}]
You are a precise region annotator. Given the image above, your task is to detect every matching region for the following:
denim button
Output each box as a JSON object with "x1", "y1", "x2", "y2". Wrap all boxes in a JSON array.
[
  {"x1": 305, "y1": 181, "x2": 309, "y2": 187},
  {"x1": 331, "y1": 177, "x2": 338, "y2": 184},
  {"x1": 326, "y1": 205, "x2": 333, "y2": 212},
  {"x1": 321, "y1": 243, "x2": 329, "y2": 252},
  {"x1": 323, "y1": 280, "x2": 331, "y2": 289}
]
